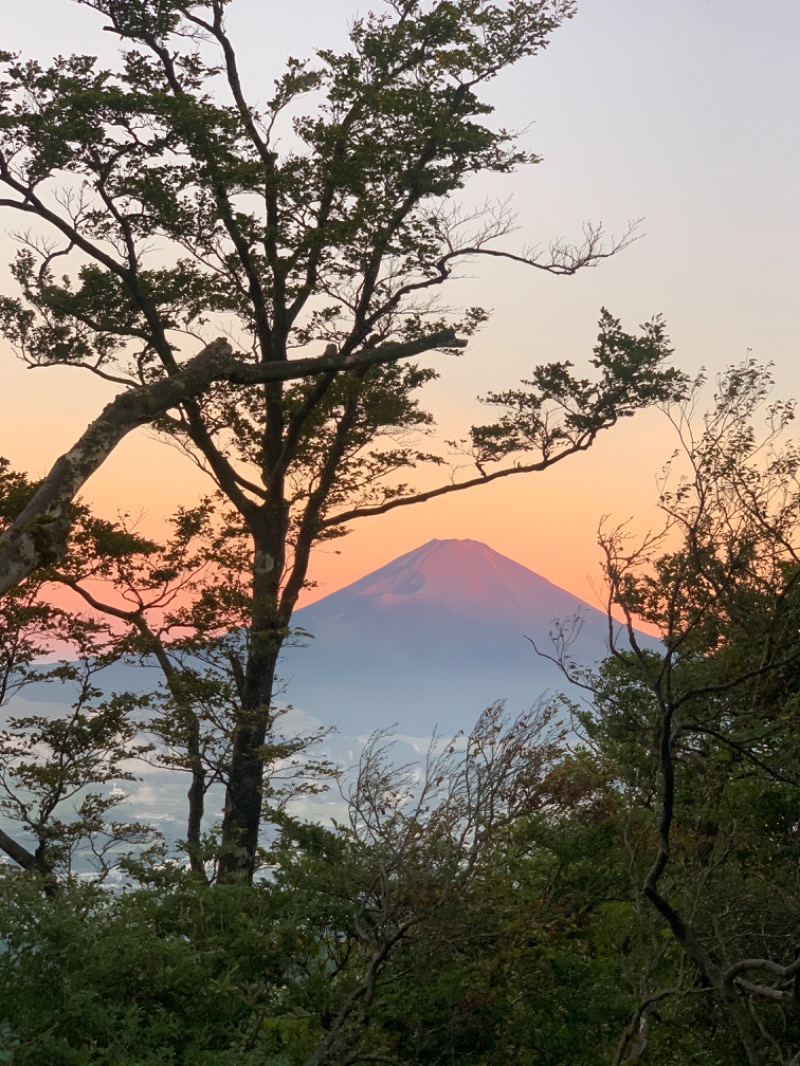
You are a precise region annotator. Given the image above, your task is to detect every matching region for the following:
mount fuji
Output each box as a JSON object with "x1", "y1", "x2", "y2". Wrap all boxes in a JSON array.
[{"x1": 279, "y1": 538, "x2": 622, "y2": 737}]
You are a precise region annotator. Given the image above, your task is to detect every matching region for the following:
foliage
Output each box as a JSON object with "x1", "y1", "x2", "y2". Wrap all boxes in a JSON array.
[
  {"x1": 0, "y1": 463, "x2": 156, "y2": 878},
  {"x1": 581, "y1": 363, "x2": 800, "y2": 1065},
  {"x1": 0, "y1": 702, "x2": 601, "y2": 1066}
]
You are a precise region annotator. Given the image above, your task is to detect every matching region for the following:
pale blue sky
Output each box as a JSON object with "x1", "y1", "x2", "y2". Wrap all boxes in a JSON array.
[{"x1": 2, "y1": 1, "x2": 799, "y2": 601}]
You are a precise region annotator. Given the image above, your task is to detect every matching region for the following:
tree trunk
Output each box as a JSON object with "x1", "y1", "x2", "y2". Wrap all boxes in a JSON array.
[
  {"x1": 216, "y1": 643, "x2": 280, "y2": 882},
  {"x1": 217, "y1": 528, "x2": 285, "y2": 884},
  {"x1": 184, "y1": 711, "x2": 207, "y2": 879}
]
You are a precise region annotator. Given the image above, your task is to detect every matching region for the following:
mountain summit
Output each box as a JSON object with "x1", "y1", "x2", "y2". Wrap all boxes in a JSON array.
[
  {"x1": 282, "y1": 539, "x2": 615, "y2": 735},
  {"x1": 309, "y1": 538, "x2": 590, "y2": 623}
]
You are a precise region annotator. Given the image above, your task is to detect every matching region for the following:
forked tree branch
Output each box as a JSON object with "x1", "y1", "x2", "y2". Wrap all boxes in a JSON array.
[{"x1": 0, "y1": 330, "x2": 465, "y2": 595}]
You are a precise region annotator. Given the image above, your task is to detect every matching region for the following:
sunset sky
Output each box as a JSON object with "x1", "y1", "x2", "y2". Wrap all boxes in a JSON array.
[{"x1": 1, "y1": 0, "x2": 799, "y2": 610}]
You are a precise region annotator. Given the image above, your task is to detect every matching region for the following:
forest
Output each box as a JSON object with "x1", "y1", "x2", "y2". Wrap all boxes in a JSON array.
[{"x1": 0, "y1": 1, "x2": 798, "y2": 1064}]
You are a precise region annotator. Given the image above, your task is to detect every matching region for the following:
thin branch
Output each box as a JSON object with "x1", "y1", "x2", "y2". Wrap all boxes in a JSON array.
[{"x1": 323, "y1": 432, "x2": 597, "y2": 527}]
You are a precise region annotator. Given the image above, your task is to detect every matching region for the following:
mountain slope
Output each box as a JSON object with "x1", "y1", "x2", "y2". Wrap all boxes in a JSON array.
[{"x1": 280, "y1": 539, "x2": 620, "y2": 735}]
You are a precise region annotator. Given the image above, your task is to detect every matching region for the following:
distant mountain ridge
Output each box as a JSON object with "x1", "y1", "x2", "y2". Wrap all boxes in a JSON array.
[{"x1": 281, "y1": 538, "x2": 618, "y2": 734}]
